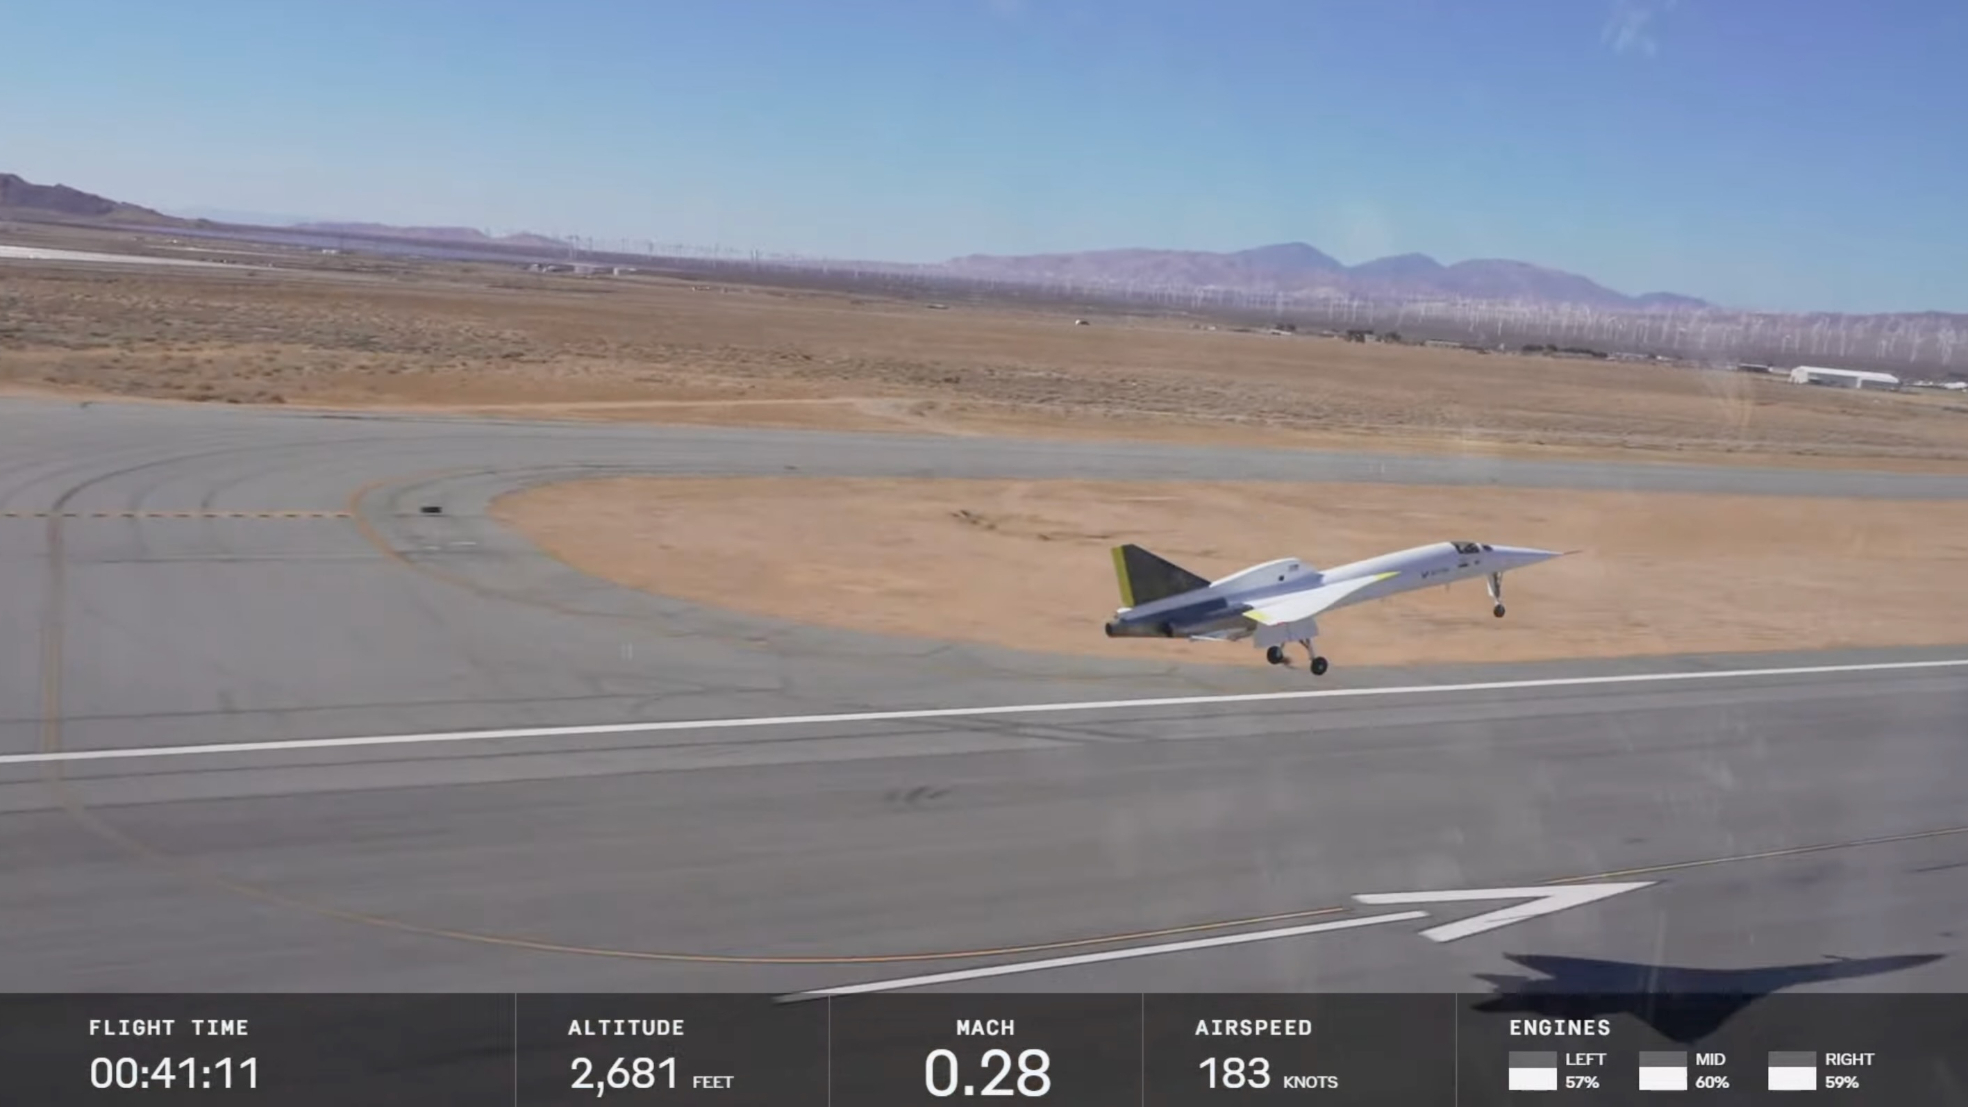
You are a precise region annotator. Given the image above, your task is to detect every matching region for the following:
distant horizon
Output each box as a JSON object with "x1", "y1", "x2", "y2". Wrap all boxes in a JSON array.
[
  {"x1": 155, "y1": 205, "x2": 1728, "y2": 304},
  {"x1": 134, "y1": 205, "x2": 1941, "y2": 318},
  {"x1": 12, "y1": 171, "x2": 1968, "y2": 371},
  {"x1": 183, "y1": 207, "x2": 1711, "y2": 278}
]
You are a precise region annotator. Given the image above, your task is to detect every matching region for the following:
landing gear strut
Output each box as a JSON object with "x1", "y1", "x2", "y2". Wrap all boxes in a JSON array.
[
  {"x1": 1266, "y1": 641, "x2": 1330, "y2": 675},
  {"x1": 1487, "y1": 572, "x2": 1506, "y2": 618}
]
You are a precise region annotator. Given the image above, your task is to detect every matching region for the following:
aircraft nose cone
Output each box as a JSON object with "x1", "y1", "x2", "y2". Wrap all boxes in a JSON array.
[{"x1": 1492, "y1": 545, "x2": 1566, "y2": 566}]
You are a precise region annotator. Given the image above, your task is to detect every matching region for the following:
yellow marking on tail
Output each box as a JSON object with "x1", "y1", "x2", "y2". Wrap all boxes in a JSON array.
[{"x1": 1110, "y1": 545, "x2": 1135, "y2": 608}]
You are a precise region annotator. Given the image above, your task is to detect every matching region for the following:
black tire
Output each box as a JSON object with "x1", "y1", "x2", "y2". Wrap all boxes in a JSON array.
[
  {"x1": 1493, "y1": 604, "x2": 1506, "y2": 618},
  {"x1": 1310, "y1": 656, "x2": 1329, "y2": 676},
  {"x1": 1265, "y1": 646, "x2": 1285, "y2": 665}
]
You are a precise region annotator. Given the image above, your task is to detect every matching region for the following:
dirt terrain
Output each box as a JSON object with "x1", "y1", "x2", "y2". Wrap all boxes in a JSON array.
[
  {"x1": 8, "y1": 228, "x2": 1965, "y2": 662},
  {"x1": 5, "y1": 230, "x2": 1968, "y2": 468},
  {"x1": 494, "y1": 477, "x2": 1968, "y2": 667}
]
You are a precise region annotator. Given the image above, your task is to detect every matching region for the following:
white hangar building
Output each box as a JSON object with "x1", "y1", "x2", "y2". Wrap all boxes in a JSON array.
[{"x1": 1787, "y1": 365, "x2": 1901, "y2": 390}]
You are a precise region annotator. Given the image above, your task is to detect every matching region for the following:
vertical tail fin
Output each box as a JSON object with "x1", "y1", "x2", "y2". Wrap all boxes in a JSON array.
[{"x1": 1111, "y1": 544, "x2": 1211, "y2": 607}]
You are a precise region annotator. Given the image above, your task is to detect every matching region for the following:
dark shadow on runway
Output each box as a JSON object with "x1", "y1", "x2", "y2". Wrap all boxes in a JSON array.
[{"x1": 1468, "y1": 951, "x2": 1946, "y2": 1042}]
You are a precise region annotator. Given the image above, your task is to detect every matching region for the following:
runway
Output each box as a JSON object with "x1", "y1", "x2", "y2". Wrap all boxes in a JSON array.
[
  {"x1": 2, "y1": 396, "x2": 1965, "y2": 994},
  {"x1": 0, "y1": 243, "x2": 241, "y2": 270}
]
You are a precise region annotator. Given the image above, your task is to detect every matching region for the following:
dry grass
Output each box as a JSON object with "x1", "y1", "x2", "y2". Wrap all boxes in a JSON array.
[
  {"x1": 4, "y1": 240, "x2": 1968, "y2": 467},
  {"x1": 494, "y1": 477, "x2": 1968, "y2": 666}
]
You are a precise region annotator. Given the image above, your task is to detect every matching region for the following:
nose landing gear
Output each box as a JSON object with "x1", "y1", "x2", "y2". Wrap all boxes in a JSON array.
[{"x1": 1487, "y1": 572, "x2": 1506, "y2": 618}]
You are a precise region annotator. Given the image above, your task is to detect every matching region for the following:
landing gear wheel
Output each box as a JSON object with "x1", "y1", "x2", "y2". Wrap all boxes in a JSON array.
[
  {"x1": 1493, "y1": 603, "x2": 1506, "y2": 618},
  {"x1": 1310, "y1": 656, "x2": 1329, "y2": 676},
  {"x1": 1265, "y1": 646, "x2": 1287, "y2": 666}
]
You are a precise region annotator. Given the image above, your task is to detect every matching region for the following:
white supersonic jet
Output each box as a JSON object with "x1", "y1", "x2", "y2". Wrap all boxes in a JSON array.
[{"x1": 1102, "y1": 539, "x2": 1569, "y2": 674}]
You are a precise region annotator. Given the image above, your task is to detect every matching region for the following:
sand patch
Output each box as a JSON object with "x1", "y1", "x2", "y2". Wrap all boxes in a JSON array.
[
  {"x1": 8, "y1": 260, "x2": 1968, "y2": 469},
  {"x1": 493, "y1": 477, "x2": 1968, "y2": 666}
]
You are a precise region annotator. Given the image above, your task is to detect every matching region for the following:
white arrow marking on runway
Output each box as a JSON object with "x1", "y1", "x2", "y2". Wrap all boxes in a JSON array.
[
  {"x1": 790, "y1": 881, "x2": 1656, "y2": 997},
  {"x1": 1353, "y1": 882, "x2": 1656, "y2": 943},
  {"x1": 789, "y1": 911, "x2": 1429, "y2": 998}
]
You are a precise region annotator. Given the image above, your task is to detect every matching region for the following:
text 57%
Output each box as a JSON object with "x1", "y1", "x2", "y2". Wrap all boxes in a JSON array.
[{"x1": 1564, "y1": 1075, "x2": 1600, "y2": 1089}]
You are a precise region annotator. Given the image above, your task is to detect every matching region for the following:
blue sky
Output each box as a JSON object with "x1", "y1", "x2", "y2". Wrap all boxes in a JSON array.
[{"x1": 2, "y1": 0, "x2": 1963, "y2": 313}]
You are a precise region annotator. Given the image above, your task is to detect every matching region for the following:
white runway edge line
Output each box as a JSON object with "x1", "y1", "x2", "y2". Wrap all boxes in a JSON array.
[
  {"x1": 6, "y1": 657, "x2": 1966, "y2": 767},
  {"x1": 786, "y1": 912, "x2": 1433, "y2": 999}
]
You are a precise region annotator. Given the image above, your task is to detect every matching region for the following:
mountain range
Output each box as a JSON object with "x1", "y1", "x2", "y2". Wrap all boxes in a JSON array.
[
  {"x1": 0, "y1": 174, "x2": 562, "y2": 249},
  {"x1": 0, "y1": 172, "x2": 191, "y2": 227},
  {"x1": 0, "y1": 169, "x2": 1711, "y2": 309},
  {"x1": 289, "y1": 222, "x2": 567, "y2": 249},
  {"x1": 940, "y1": 242, "x2": 1711, "y2": 310}
]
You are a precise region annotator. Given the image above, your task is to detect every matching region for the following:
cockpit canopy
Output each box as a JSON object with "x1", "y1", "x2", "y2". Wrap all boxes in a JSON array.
[{"x1": 1450, "y1": 541, "x2": 1493, "y2": 555}]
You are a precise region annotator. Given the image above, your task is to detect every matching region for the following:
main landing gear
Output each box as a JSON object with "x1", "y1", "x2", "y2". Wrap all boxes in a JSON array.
[
  {"x1": 1487, "y1": 572, "x2": 1506, "y2": 618},
  {"x1": 1266, "y1": 642, "x2": 1330, "y2": 676}
]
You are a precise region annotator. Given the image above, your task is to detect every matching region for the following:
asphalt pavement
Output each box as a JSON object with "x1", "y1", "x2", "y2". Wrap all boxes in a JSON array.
[{"x1": 2, "y1": 396, "x2": 1964, "y2": 995}]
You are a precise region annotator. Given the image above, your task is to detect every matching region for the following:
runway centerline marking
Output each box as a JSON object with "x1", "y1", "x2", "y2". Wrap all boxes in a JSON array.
[{"x1": 2, "y1": 657, "x2": 1963, "y2": 766}]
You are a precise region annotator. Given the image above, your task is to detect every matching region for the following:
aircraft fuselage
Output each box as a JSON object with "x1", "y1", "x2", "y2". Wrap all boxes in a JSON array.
[{"x1": 1105, "y1": 541, "x2": 1553, "y2": 640}]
